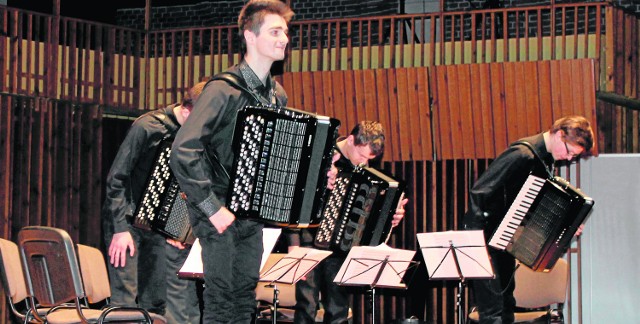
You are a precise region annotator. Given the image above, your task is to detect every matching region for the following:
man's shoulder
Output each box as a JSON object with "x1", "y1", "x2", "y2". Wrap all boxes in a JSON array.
[{"x1": 128, "y1": 107, "x2": 177, "y2": 136}]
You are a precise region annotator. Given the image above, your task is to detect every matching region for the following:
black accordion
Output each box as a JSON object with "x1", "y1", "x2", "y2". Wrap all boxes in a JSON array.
[
  {"x1": 488, "y1": 174, "x2": 594, "y2": 271},
  {"x1": 226, "y1": 105, "x2": 340, "y2": 228},
  {"x1": 133, "y1": 140, "x2": 194, "y2": 243},
  {"x1": 314, "y1": 166, "x2": 406, "y2": 252}
]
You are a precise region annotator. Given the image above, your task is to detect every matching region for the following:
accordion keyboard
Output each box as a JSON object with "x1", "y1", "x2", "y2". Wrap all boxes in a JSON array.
[{"x1": 489, "y1": 174, "x2": 546, "y2": 250}]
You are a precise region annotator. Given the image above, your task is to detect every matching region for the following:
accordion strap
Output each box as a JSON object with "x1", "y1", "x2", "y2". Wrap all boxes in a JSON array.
[
  {"x1": 511, "y1": 140, "x2": 554, "y2": 179},
  {"x1": 149, "y1": 108, "x2": 178, "y2": 141},
  {"x1": 209, "y1": 72, "x2": 274, "y2": 106}
]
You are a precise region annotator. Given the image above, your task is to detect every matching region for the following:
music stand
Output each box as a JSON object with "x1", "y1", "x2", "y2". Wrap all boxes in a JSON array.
[
  {"x1": 333, "y1": 244, "x2": 419, "y2": 324},
  {"x1": 417, "y1": 230, "x2": 494, "y2": 324},
  {"x1": 258, "y1": 247, "x2": 332, "y2": 324}
]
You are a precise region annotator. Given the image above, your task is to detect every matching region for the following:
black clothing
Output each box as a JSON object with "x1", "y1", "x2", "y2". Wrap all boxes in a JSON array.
[
  {"x1": 291, "y1": 137, "x2": 361, "y2": 324},
  {"x1": 463, "y1": 134, "x2": 553, "y2": 236},
  {"x1": 462, "y1": 133, "x2": 554, "y2": 324},
  {"x1": 101, "y1": 104, "x2": 181, "y2": 314},
  {"x1": 170, "y1": 62, "x2": 287, "y2": 323},
  {"x1": 102, "y1": 105, "x2": 180, "y2": 236},
  {"x1": 170, "y1": 63, "x2": 286, "y2": 232}
]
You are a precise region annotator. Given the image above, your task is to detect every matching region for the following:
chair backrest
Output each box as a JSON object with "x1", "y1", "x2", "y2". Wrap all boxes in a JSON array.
[
  {"x1": 514, "y1": 258, "x2": 569, "y2": 308},
  {"x1": 0, "y1": 238, "x2": 29, "y2": 305},
  {"x1": 18, "y1": 226, "x2": 85, "y2": 307},
  {"x1": 256, "y1": 253, "x2": 296, "y2": 307},
  {"x1": 76, "y1": 244, "x2": 111, "y2": 304}
]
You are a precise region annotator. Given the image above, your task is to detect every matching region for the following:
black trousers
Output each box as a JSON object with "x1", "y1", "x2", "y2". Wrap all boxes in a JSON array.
[
  {"x1": 294, "y1": 229, "x2": 349, "y2": 324},
  {"x1": 470, "y1": 248, "x2": 516, "y2": 324}
]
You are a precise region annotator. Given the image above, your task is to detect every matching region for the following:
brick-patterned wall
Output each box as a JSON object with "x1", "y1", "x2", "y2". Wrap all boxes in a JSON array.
[
  {"x1": 116, "y1": 1, "x2": 640, "y2": 30},
  {"x1": 444, "y1": 0, "x2": 640, "y2": 12},
  {"x1": 116, "y1": 0, "x2": 400, "y2": 30},
  {"x1": 116, "y1": 1, "x2": 243, "y2": 30}
]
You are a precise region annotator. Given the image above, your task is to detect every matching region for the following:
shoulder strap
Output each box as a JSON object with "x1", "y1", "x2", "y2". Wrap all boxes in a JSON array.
[
  {"x1": 511, "y1": 140, "x2": 554, "y2": 178},
  {"x1": 208, "y1": 72, "x2": 269, "y2": 105},
  {"x1": 148, "y1": 108, "x2": 178, "y2": 141}
]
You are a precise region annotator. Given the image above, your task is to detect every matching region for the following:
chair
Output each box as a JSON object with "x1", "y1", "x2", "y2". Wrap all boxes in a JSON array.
[
  {"x1": 17, "y1": 226, "x2": 162, "y2": 324},
  {"x1": 467, "y1": 258, "x2": 568, "y2": 323},
  {"x1": 75, "y1": 244, "x2": 167, "y2": 323},
  {"x1": 0, "y1": 237, "x2": 47, "y2": 323},
  {"x1": 255, "y1": 253, "x2": 297, "y2": 323}
]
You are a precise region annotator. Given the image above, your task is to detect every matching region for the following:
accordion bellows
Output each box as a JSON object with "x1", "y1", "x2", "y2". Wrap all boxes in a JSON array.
[{"x1": 314, "y1": 166, "x2": 406, "y2": 252}]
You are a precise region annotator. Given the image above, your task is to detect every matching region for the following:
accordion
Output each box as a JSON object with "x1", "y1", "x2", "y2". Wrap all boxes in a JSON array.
[
  {"x1": 133, "y1": 140, "x2": 194, "y2": 243},
  {"x1": 488, "y1": 174, "x2": 594, "y2": 271},
  {"x1": 226, "y1": 105, "x2": 340, "y2": 228},
  {"x1": 314, "y1": 166, "x2": 406, "y2": 252}
]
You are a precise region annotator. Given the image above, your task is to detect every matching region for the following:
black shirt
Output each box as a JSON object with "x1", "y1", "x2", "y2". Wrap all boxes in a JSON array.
[
  {"x1": 102, "y1": 104, "x2": 181, "y2": 235},
  {"x1": 462, "y1": 133, "x2": 555, "y2": 237},
  {"x1": 169, "y1": 62, "x2": 287, "y2": 227}
]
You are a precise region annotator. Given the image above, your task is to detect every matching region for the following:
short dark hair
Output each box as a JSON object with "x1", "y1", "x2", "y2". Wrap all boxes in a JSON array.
[
  {"x1": 550, "y1": 115, "x2": 594, "y2": 152},
  {"x1": 237, "y1": 0, "x2": 294, "y2": 46},
  {"x1": 350, "y1": 121, "x2": 385, "y2": 157},
  {"x1": 181, "y1": 81, "x2": 207, "y2": 110}
]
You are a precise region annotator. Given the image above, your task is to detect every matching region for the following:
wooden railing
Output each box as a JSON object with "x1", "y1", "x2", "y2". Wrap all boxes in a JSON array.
[{"x1": 0, "y1": 2, "x2": 612, "y2": 110}]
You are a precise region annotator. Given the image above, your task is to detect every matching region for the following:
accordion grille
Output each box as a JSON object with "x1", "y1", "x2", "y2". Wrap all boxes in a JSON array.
[
  {"x1": 135, "y1": 145, "x2": 172, "y2": 227},
  {"x1": 509, "y1": 188, "x2": 572, "y2": 266},
  {"x1": 228, "y1": 114, "x2": 307, "y2": 223},
  {"x1": 314, "y1": 175, "x2": 352, "y2": 248}
]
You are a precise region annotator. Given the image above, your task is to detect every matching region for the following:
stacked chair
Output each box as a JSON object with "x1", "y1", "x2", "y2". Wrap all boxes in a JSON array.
[
  {"x1": 17, "y1": 225, "x2": 167, "y2": 323},
  {"x1": 0, "y1": 237, "x2": 50, "y2": 323}
]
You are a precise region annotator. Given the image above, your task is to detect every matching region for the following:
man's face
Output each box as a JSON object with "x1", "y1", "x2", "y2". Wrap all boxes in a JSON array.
[
  {"x1": 253, "y1": 13, "x2": 289, "y2": 63},
  {"x1": 349, "y1": 144, "x2": 378, "y2": 166},
  {"x1": 552, "y1": 131, "x2": 584, "y2": 161}
]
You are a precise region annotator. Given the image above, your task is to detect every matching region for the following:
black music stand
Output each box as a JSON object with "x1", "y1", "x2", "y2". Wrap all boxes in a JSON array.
[
  {"x1": 417, "y1": 231, "x2": 494, "y2": 324},
  {"x1": 333, "y1": 244, "x2": 419, "y2": 324},
  {"x1": 258, "y1": 247, "x2": 332, "y2": 324}
]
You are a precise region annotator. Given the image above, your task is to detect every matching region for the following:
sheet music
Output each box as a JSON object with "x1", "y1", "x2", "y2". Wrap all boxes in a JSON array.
[
  {"x1": 178, "y1": 227, "x2": 282, "y2": 277},
  {"x1": 333, "y1": 243, "x2": 416, "y2": 288},
  {"x1": 259, "y1": 247, "x2": 332, "y2": 284},
  {"x1": 417, "y1": 230, "x2": 494, "y2": 280}
]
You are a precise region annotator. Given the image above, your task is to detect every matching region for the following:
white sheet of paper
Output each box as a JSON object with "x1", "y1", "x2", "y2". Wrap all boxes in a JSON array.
[
  {"x1": 417, "y1": 230, "x2": 494, "y2": 280},
  {"x1": 259, "y1": 246, "x2": 332, "y2": 284},
  {"x1": 333, "y1": 243, "x2": 416, "y2": 288},
  {"x1": 178, "y1": 227, "x2": 282, "y2": 278}
]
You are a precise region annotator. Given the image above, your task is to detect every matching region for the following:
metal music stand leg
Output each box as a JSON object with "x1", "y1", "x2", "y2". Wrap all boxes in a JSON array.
[
  {"x1": 457, "y1": 280, "x2": 466, "y2": 324},
  {"x1": 367, "y1": 287, "x2": 377, "y2": 324},
  {"x1": 266, "y1": 283, "x2": 279, "y2": 324}
]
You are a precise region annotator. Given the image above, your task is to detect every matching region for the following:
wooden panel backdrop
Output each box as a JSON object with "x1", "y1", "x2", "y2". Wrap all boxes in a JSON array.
[
  {"x1": 431, "y1": 59, "x2": 598, "y2": 160},
  {"x1": 0, "y1": 94, "x2": 103, "y2": 245}
]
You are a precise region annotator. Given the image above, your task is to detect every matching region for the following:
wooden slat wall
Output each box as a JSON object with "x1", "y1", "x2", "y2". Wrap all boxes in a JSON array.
[
  {"x1": 277, "y1": 67, "x2": 434, "y2": 162},
  {"x1": 0, "y1": 93, "x2": 103, "y2": 245},
  {"x1": 432, "y1": 59, "x2": 598, "y2": 160},
  {"x1": 0, "y1": 95, "x2": 105, "y2": 323},
  {"x1": 600, "y1": 6, "x2": 640, "y2": 153},
  {"x1": 0, "y1": 3, "x2": 612, "y2": 111}
]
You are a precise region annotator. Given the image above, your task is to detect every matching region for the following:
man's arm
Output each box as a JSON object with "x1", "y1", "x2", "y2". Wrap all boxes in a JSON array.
[
  {"x1": 170, "y1": 82, "x2": 236, "y2": 233},
  {"x1": 466, "y1": 147, "x2": 533, "y2": 228},
  {"x1": 103, "y1": 120, "x2": 150, "y2": 267}
]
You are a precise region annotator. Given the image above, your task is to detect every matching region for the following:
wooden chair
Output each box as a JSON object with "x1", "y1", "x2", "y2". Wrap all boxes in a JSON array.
[
  {"x1": 75, "y1": 244, "x2": 167, "y2": 323},
  {"x1": 17, "y1": 226, "x2": 163, "y2": 323},
  {"x1": 0, "y1": 237, "x2": 48, "y2": 323},
  {"x1": 467, "y1": 258, "x2": 569, "y2": 323}
]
